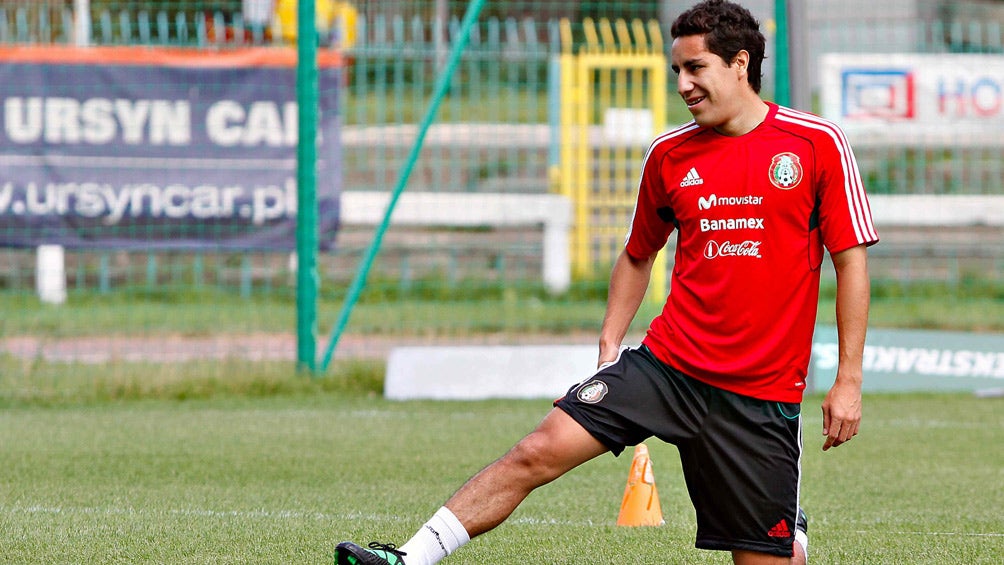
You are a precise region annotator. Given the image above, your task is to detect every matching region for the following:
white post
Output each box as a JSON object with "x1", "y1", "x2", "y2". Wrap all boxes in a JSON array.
[
  {"x1": 543, "y1": 197, "x2": 572, "y2": 295},
  {"x1": 36, "y1": 245, "x2": 67, "y2": 305},
  {"x1": 74, "y1": 0, "x2": 91, "y2": 47}
]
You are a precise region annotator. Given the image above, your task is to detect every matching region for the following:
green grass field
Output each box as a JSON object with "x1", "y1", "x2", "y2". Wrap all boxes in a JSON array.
[
  {"x1": 5, "y1": 281, "x2": 1004, "y2": 338},
  {"x1": 3, "y1": 280, "x2": 1002, "y2": 563},
  {"x1": 2, "y1": 385, "x2": 1002, "y2": 564}
]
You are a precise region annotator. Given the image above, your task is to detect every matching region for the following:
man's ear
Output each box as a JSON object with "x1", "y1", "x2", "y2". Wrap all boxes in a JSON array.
[{"x1": 732, "y1": 49, "x2": 751, "y2": 76}]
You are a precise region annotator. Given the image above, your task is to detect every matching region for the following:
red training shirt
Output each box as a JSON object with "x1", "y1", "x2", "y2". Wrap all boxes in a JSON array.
[{"x1": 626, "y1": 102, "x2": 879, "y2": 403}]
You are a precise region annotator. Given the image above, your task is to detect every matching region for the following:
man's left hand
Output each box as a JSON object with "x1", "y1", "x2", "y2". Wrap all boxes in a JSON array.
[{"x1": 821, "y1": 375, "x2": 861, "y2": 451}]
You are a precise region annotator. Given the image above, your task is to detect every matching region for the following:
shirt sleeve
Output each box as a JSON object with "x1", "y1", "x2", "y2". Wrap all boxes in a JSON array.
[
  {"x1": 625, "y1": 145, "x2": 675, "y2": 260},
  {"x1": 816, "y1": 127, "x2": 880, "y2": 253}
]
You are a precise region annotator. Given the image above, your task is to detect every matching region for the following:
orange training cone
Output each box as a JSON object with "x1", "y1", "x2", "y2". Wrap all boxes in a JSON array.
[{"x1": 616, "y1": 443, "x2": 665, "y2": 526}]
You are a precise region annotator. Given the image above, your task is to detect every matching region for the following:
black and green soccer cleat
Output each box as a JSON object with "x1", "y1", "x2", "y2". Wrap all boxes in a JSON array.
[
  {"x1": 335, "y1": 541, "x2": 407, "y2": 565},
  {"x1": 796, "y1": 507, "x2": 808, "y2": 535}
]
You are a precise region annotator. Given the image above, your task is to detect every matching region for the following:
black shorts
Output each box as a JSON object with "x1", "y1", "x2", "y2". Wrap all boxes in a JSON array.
[{"x1": 554, "y1": 345, "x2": 803, "y2": 557}]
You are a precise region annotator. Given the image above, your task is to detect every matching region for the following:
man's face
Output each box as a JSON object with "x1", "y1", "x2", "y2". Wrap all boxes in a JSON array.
[{"x1": 670, "y1": 34, "x2": 748, "y2": 129}]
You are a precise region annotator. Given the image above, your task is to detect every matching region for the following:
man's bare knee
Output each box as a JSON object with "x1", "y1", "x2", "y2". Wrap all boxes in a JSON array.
[
  {"x1": 498, "y1": 409, "x2": 607, "y2": 486},
  {"x1": 496, "y1": 431, "x2": 562, "y2": 486},
  {"x1": 732, "y1": 549, "x2": 792, "y2": 565}
]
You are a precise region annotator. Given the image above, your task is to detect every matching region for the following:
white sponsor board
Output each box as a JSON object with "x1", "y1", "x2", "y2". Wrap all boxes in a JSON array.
[
  {"x1": 384, "y1": 328, "x2": 1004, "y2": 400},
  {"x1": 821, "y1": 53, "x2": 1004, "y2": 147}
]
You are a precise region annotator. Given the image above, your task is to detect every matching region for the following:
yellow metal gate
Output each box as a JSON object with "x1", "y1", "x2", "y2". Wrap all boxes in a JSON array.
[{"x1": 554, "y1": 18, "x2": 668, "y2": 301}]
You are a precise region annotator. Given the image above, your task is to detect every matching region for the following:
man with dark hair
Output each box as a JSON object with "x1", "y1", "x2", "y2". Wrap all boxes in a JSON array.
[{"x1": 335, "y1": 1, "x2": 877, "y2": 563}]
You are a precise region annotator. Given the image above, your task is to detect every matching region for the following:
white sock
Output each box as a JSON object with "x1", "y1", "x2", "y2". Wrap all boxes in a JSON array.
[
  {"x1": 794, "y1": 529, "x2": 809, "y2": 563},
  {"x1": 399, "y1": 507, "x2": 471, "y2": 565}
]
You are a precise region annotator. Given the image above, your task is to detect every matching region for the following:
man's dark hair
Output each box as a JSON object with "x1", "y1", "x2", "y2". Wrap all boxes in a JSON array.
[{"x1": 670, "y1": 0, "x2": 766, "y2": 93}]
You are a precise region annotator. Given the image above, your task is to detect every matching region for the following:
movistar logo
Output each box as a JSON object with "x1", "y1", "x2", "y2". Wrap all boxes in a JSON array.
[{"x1": 698, "y1": 194, "x2": 764, "y2": 210}]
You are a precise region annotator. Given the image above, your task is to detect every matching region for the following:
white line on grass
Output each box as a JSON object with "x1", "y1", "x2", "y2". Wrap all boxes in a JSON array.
[
  {"x1": 2, "y1": 505, "x2": 605, "y2": 528},
  {"x1": 854, "y1": 530, "x2": 1004, "y2": 538},
  {"x1": 1, "y1": 504, "x2": 394, "y2": 523},
  {"x1": 510, "y1": 516, "x2": 598, "y2": 527}
]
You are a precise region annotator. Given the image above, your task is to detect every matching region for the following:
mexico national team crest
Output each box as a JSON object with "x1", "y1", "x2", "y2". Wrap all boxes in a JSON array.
[
  {"x1": 768, "y1": 152, "x2": 803, "y2": 190},
  {"x1": 577, "y1": 380, "x2": 608, "y2": 404}
]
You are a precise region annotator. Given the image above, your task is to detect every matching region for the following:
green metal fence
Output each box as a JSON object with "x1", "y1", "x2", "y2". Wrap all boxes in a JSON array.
[
  {"x1": 2, "y1": 1, "x2": 1003, "y2": 366},
  {"x1": 6, "y1": 3, "x2": 1002, "y2": 198}
]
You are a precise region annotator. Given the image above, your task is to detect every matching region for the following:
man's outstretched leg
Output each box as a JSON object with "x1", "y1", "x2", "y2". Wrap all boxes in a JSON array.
[{"x1": 335, "y1": 407, "x2": 608, "y2": 565}]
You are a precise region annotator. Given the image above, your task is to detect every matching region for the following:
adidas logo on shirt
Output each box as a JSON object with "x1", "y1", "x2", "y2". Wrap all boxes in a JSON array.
[{"x1": 680, "y1": 167, "x2": 704, "y2": 187}]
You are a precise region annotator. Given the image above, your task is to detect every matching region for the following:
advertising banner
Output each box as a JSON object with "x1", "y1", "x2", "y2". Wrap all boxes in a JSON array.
[
  {"x1": 821, "y1": 53, "x2": 1004, "y2": 147},
  {"x1": 0, "y1": 46, "x2": 341, "y2": 250},
  {"x1": 811, "y1": 326, "x2": 1004, "y2": 393}
]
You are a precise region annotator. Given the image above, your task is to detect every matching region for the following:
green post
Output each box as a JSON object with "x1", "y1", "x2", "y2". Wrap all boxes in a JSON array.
[
  {"x1": 774, "y1": 0, "x2": 791, "y2": 106},
  {"x1": 319, "y1": 0, "x2": 488, "y2": 372},
  {"x1": 296, "y1": 0, "x2": 319, "y2": 373}
]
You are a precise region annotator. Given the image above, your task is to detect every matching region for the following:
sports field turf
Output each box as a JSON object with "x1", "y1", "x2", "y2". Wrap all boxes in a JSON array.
[{"x1": 1, "y1": 390, "x2": 1001, "y2": 564}]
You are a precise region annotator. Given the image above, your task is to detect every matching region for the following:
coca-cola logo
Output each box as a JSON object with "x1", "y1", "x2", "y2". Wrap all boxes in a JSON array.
[{"x1": 704, "y1": 239, "x2": 763, "y2": 259}]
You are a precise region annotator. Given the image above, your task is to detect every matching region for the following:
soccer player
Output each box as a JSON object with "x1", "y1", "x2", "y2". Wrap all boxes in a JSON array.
[{"x1": 335, "y1": 1, "x2": 878, "y2": 563}]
